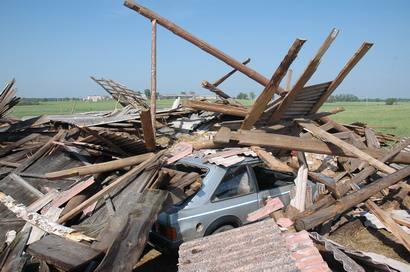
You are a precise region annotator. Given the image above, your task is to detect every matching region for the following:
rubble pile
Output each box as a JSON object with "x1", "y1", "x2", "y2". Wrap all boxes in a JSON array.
[{"x1": 0, "y1": 1, "x2": 409, "y2": 271}]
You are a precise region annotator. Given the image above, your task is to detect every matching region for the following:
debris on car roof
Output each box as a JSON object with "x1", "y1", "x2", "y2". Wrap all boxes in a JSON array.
[{"x1": 1, "y1": 1, "x2": 410, "y2": 271}]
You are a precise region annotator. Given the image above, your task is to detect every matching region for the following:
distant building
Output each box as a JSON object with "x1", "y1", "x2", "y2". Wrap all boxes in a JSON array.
[
  {"x1": 158, "y1": 92, "x2": 217, "y2": 100},
  {"x1": 83, "y1": 95, "x2": 108, "y2": 102}
]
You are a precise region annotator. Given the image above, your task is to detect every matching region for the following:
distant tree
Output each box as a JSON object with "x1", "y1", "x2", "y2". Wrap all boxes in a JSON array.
[
  {"x1": 181, "y1": 91, "x2": 186, "y2": 95},
  {"x1": 385, "y1": 98, "x2": 397, "y2": 105},
  {"x1": 249, "y1": 92, "x2": 256, "y2": 100},
  {"x1": 236, "y1": 92, "x2": 249, "y2": 100},
  {"x1": 327, "y1": 95, "x2": 336, "y2": 103},
  {"x1": 144, "y1": 89, "x2": 151, "y2": 99},
  {"x1": 331, "y1": 94, "x2": 359, "y2": 102},
  {"x1": 189, "y1": 91, "x2": 196, "y2": 95}
]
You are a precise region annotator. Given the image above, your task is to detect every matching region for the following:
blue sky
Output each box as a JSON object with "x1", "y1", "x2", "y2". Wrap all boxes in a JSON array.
[{"x1": 0, "y1": 0, "x2": 409, "y2": 98}]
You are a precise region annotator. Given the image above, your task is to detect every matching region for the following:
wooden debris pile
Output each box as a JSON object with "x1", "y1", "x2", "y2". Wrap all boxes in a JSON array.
[{"x1": 1, "y1": 1, "x2": 409, "y2": 271}]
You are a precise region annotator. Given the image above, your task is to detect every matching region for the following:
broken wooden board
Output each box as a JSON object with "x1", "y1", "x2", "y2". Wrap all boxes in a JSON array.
[
  {"x1": 94, "y1": 189, "x2": 168, "y2": 272},
  {"x1": 213, "y1": 128, "x2": 410, "y2": 164},
  {"x1": 27, "y1": 234, "x2": 103, "y2": 272}
]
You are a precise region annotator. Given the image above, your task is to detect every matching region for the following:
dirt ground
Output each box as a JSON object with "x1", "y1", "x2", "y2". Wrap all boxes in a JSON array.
[
  {"x1": 329, "y1": 219, "x2": 410, "y2": 264},
  {"x1": 134, "y1": 245, "x2": 178, "y2": 272}
]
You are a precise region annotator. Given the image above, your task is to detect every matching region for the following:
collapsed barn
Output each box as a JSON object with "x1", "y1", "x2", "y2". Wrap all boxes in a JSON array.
[{"x1": 1, "y1": 1, "x2": 409, "y2": 272}]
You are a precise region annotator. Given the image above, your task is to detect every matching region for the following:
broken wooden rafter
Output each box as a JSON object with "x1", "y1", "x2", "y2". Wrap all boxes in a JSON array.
[
  {"x1": 213, "y1": 127, "x2": 410, "y2": 164},
  {"x1": 0, "y1": 192, "x2": 94, "y2": 242},
  {"x1": 337, "y1": 138, "x2": 410, "y2": 196},
  {"x1": 294, "y1": 166, "x2": 410, "y2": 230},
  {"x1": 241, "y1": 38, "x2": 306, "y2": 129},
  {"x1": 140, "y1": 109, "x2": 156, "y2": 151},
  {"x1": 297, "y1": 121, "x2": 395, "y2": 174},
  {"x1": 57, "y1": 151, "x2": 160, "y2": 223},
  {"x1": 213, "y1": 58, "x2": 251, "y2": 87},
  {"x1": 251, "y1": 146, "x2": 294, "y2": 173},
  {"x1": 183, "y1": 99, "x2": 248, "y2": 117},
  {"x1": 124, "y1": 1, "x2": 285, "y2": 93},
  {"x1": 270, "y1": 29, "x2": 339, "y2": 123},
  {"x1": 309, "y1": 42, "x2": 373, "y2": 113},
  {"x1": 46, "y1": 153, "x2": 153, "y2": 179}
]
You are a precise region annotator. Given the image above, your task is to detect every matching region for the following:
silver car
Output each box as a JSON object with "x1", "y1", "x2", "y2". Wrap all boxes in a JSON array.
[{"x1": 150, "y1": 156, "x2": 301, "y2": 252}]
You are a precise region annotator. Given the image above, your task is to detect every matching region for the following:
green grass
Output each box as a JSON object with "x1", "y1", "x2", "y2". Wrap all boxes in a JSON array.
[
  {"x1": 320, "y1": 102, "x2": 410, "y2": 137},
  {"x1": 9, "y1": 100, "x2": 410, "y2": 137}
]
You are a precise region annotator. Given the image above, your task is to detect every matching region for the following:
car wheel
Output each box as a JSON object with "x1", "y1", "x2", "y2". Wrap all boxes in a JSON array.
[{"x1": 211, "y1": 225, "x2": 235, "y2": 234}]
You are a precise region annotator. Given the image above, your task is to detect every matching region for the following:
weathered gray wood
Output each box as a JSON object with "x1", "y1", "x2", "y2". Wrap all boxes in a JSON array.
[
  {"x1": 295, "y1": 166, "x2": 410, "y2": 230},
  {"x1": 27, "y1": 235, "x2": 103, "y2": 272},
  {"x1": 94, "y1": 189, "x2": 168, "y2": 272}
]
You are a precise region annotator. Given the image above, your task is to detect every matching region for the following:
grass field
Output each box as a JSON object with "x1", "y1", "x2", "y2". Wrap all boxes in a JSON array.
[{"x1": 9, "y1": 100, "x2": 410, "y2": 136}]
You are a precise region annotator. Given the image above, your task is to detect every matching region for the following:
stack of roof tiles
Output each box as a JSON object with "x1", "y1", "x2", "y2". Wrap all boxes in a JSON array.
[{"x1": 178, "y1": 219, "x2": 330, "y2": 272}]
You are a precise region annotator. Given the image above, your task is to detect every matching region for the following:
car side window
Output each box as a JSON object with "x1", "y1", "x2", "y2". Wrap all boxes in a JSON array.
[
  {"x1": 252, "y1": 164, "x2": 295, "y2": 191},
  {"x1": 212, "y1": 166, "x2": 255, "y2": 201}
]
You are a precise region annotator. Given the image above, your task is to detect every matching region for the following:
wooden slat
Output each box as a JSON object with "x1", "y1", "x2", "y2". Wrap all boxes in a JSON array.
[
  {"x1": 270, "y1": 29, "x2": 339, "y2": 123},
  {"x1": 27, "y1": 235, "x2": 103, "y2": 271},
  {"x1": 213, "y1": 128, "x2": 410, "y2": 164},
  {"x1": 297, "y1": 121, "x2": 395, "y2": 174},
  {"x1": 140, "y1": 109, "x2": 156, "y2": 151},
  {"x1": 183, "y1": 100, "x2": 248, "y2": 117},
  {"x1": 46, "y1": 153, "x2": 153, "y2": 179},
  {"x1": 241, "y1": 39, "x2": 306, "y2": 129},
  {"x1": 310, "y1": 42, "x2": 373, "y2": 113}
]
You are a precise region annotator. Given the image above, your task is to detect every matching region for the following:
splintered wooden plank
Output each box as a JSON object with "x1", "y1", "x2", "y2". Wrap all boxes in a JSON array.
[
  {"x1": 297, "y1": 121, "x2": 395, "y2": 174},
  {"x1": 183, "y1": 100, "x2": 248, "y2": 117},
  {"x1": 309, "y1": 42, "x2": 373, "y2": 113},
  {"x1": 124, "y1": 1, "x2": 275, "y2": 89},
  {"x1": 140, "y1": 109, "x2": 156, "y2": 151},
  {"x1": 214, "y1": 128, "x2": 410, "y2": 164},
  {"x1": 241, "y1": 39, "x2": 306, "y2": 130},
  {"x1": 27, "y1": 235, "x2": 103, "y2": 272},
  {"x1": 94, "y1": 190, "x2": 168, "y2": 272},
  {"x1": 46, "y1": 153, "x2": 153, "y2": 179},
  {"x1": 250, "y1": 146, "x2": 294, "y2": 173},
  {"x1": 270, "y1": 29, "x2": 339, "y2": 123}
]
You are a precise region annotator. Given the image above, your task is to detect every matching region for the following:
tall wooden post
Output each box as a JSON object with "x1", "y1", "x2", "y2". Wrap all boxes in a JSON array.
[
  {"x1": 151, "y1": 19, "x2": 157, "y2": 137},
  {"x1": 150, "y1": 19, "x2": 157, "y2": 135}
]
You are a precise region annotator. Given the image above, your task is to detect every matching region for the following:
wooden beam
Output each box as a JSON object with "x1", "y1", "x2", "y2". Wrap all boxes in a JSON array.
[
  {"x1": 27, "y1": 235, "x2": 103, "y2": 272},
  {"x1": 94, "y1": 190, "x2": 168, "y2": 271},
  {"x1": 309, "y1": 42, "x2": 373, "y2": 113},
  {"x1": 140, "y1": 109, "x2": 156, "y2": 151},
  {"x1": 57, "y1": 152, "x2": 158, "y2": 224},
  {"x1": 213, "y1": 128, "x2": 410, "y2": 164},
  {"x1": 241, "y1": 39, "x2": 306, "y2": 129},
  {"x1": 150, "y1": 19, "x2": 157, "y2": 135},
  {"x1": 337, "y1": 138, "x2": 410, "y2": 196},
  {"x1": 295, "y1": 166, "x2": 410, "y2": 230},
  {"x1": 183, "y1": 99, "x2": 248, "y2": 117},
  {"x1": 297, "y1": 121, "x2": 395, "y2": 174},
  {"x1": 285, "y1": 69, "x2": 292, "y2": 92},
  {"x1": 270, "y1": 29, "x2": 339, "y2": 123},
  {"x1": 9, "y1": 173, "x2": 44, "y2": 198},
  {"x1": 213, "y1": 58, "x2": 251, "y2": 87},
  {"x1": 250, "y1": 146, "x2": 294, "y2": 173},
  {"x1": 124, "y1": 1, "x2": 283, "y2": 91},
  {"x1": 365, "y1": 200, "x2": 410, "y2": 251},
  {"x1": 46, "y1": 153, "x2": 153, "y2": 179}
]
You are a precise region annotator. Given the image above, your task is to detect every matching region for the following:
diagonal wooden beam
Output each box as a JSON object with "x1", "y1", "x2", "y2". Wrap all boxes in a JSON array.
[
  {"x1": 309, "y1": 42, "x2": 373, "y2": 113},
  {"x1": 297, "y1": 121, "x2": 395, "y2": 174},
  {"x1": 213, "y1": 58, "x2": 251, "y2": 87},
  {"x1": 125, "y1": 1, "x2": 285, "y2": 92},
  {"x1": 240, "y1": 39, "x2": 306, "y2": 130},
  {"x1": 270, "y1": 29, "x2": 339, "y2": 123}
]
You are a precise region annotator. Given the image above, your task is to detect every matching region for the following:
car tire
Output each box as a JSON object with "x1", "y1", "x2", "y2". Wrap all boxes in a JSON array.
[{"x1": 211, "y1": 224, "x2": 235, "y2": 234}]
